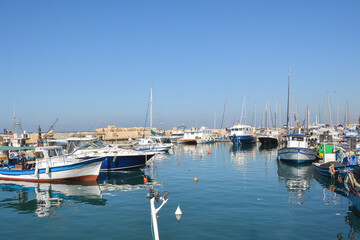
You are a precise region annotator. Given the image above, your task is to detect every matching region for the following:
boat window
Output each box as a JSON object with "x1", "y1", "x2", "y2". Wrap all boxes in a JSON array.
[
  {"x1": 35, "y1": 152, "x2": 44, "y2": 159},
  {"x1": 291, "y1": 137, "x2": 304, "y2": 141},
  {"x1": 55, "y1": 148, "x2": 63, "y2": 156},
  {"x1": 48, "y1": 149, "x2": 57, "y2": 157}
]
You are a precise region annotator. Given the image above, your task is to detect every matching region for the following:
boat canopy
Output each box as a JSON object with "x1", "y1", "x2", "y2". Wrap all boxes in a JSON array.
[
  {"x1": 151, "y1": 129, "x2": 164, "y2": 136},
  {"x1": 318, "y1": 144, "x2": 340, "y2": 154}
]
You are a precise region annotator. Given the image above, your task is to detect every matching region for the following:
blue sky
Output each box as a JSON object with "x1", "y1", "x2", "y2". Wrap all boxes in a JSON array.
[{"x1": 0, "y1": 0, "x2": 359, "y2": 132}]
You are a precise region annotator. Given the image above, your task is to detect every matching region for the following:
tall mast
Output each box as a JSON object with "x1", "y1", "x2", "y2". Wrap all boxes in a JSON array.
[
  {"x1": 240, "y1": 94, "x2": 246, "y2": 125},
  {"x1": 286, "y1": 70, "x2": 291, "y2": 131},
  {"x1": 275, "y1": 97, "x2": 278, "y2": 128},
  {"x1": 265, "y1": 101, "x2": 268, "y2": 131},
  {"x1": 150, "y1": 86, "x2": 153, "y2": 129},
  {"x1": 279, "y1": 103, "x2": 282, "y2": 128},
  {"x1": 254, "y1": 103, "x2": 257, "y2": 128},
  {"x1": 296, "y1": 96, "x2": 299, "y2": 128},
  {"x1": 327, "y1": 85, "x2": 332, "y2": 126},
  {"x1": 347, "y1": 98, "x2": 350, "y2": 126},
  {"x1": 244, "y1": 94, "x2": 247, "y2": 124},
  {"x1": 337, "y1": 93, "x2": 339, "y2": 126},
  {"x1": 221, "y1": 95, "x2": 228, "y2": 129},
  {"x1": 214, "y1": 111, "x2": 216, "y2": 129}
]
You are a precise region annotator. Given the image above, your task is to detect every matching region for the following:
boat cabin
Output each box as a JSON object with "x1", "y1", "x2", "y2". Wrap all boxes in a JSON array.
[
  {"x1": 35, "y1": 146, "x2": 66, "y2": 160},
  {"x1": 229, "y1": 124, "x2": 253, "y2": 136},
  {"x1": 286, "y1": 134, "x2": 310, "y2": 148}
]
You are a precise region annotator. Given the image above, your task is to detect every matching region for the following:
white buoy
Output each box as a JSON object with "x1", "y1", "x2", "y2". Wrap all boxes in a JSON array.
[{"x1": 175, "y1": 204, "x2": 182, "y2": 221}]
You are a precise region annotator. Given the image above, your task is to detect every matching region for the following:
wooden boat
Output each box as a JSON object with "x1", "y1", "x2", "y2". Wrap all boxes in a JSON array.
[
  {"x1": 313, "y1": 144, "x2": 359, "y2": 179},
  {"x1": 0, "y1": 146, "x2": 103, "y2": 182},
  {"x1": 345, "y1": 168, "x2": 360, "y2": 213}
]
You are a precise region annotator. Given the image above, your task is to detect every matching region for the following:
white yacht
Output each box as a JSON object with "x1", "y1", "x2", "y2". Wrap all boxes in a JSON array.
[{"x1": 178, "y1": 127, "x2": 215, "y2": 145}]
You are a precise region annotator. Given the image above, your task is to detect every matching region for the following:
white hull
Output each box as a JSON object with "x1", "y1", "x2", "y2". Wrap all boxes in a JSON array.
[
  {"x1": 278, "y1": 147, "x2": 317, "y2": 163},
  {"x1": 0, "y1": 159, "x2": 103, "y2": 182}
]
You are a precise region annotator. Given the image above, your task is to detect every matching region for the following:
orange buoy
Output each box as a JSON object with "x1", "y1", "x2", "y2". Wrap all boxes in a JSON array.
[
  {"x1": 194, "y1": 177, "x2": 198, "y2": 183},
  {"x1": 177, "y1": 158, "x2": 179, "y2": 161},
  {"x1": 329, "y1": 165, "x2": 335, "y2": 176},
  {"x1": 338, "y1": 173, "x2": 343, "y2": 183},
  {"x1": 143, "y1": 177, "x2": 148, "y2": 183},
  {"x1": 208, "y1": 151, "x2": 212, "y2": 155}
]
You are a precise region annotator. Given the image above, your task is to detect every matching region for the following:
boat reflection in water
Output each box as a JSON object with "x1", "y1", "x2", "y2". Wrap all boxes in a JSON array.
[
  {"x1": 0, "y1": 180, "x2": 105, "y2": 217},
  {"x1": 314, "y1": 170, "x2": 348, "y2": 208},
  {"x1": 342, "y1": 206, "x2": 360, "y2": 240},
  {"x1": 174, "y1": 143, "x2": 215, "y2": 160},
  {"x1": 277, "y1": 160, "x2": 314, "y2": 207},
  {"x1": 230, "y1": 143, "x2": 257, "y2": 167},
  {"x1": 97, "y1": 169, "x2": 155, "y2": 192}
]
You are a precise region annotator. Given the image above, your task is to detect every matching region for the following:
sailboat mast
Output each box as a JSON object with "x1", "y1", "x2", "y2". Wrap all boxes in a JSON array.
[
  {"x1": 296, "y1": 96, "x2": 299, "y2": 128},
  {"x1": 337, "y1": 94, "x2": 339, "y2": 126},
  {"x1": 240, "y1": 94, "x2": 246, "y2": 125},
  {"x1": 150, "y1": 86, "x2": 153, "y2": 129},
  {"x1": 221, "y1": 95, "x2": 228, "y2": 129},
  {"x1": 254, "y1": 103, "x2": 257, "y2": 128},
  {"x1": 347, "y1": 98, "x2": 350, "y2": 126},
  {"x1": 327, "y1": 85, "x2": 332, "y2": 126},
  {"x1": 265, "y1": 101, "x2": 268, "y2": 131},
  {"x1": 286, "y1": 71, "x2": 291, "y2": 131}
]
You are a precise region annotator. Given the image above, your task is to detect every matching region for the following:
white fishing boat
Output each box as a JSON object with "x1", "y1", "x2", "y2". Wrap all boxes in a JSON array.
[
  {"x1": 0, "y1": 146, "x2": 103, "y2": 182},
  {"x1": 228, "y1": 123, "x2": 256, "y2": 145},
  {"x1": 278, "y1": 134, "x2": 318, "y2": 164},
  {"x1": 178, "y1": 127, "x2": 215, "y2": 144}
]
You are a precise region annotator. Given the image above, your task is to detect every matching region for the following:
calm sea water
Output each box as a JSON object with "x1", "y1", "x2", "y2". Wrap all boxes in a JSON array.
[{"x1": 1, "y1": 143, "x2": 359, "y2": 240}]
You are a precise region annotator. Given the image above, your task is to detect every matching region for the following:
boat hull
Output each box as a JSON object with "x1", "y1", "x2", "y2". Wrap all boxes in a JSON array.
[
  {"x1": 278, "y1": 147, "x2": 317, "y2": 164},
  {"x1": 258, "y1": 136, "x2": 278, "y2": 146},
  {"x1": 180, "y1": 139, "x2": 198, "y2": 145},
  {"x1": 313, "y1": 163, "x2": 359, "y2": 178},
  {"x1": 347, "y1": 174, "x2": 360, "y2": 213},
  {"x1": 0, "y1": 158, "x2": 103, "y2": 182},
  {"x1": 100, "y1": 153, "x2": 154, "y2": 171},
  {"x1": 229, "y1": 135, "x2": 256, "y2": 145}
]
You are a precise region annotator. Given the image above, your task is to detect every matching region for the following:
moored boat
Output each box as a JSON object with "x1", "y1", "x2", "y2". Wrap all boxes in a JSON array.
[
  {"x1": 228, "y1": 123, "x2": 256, "y2": 145},
  {"x1": 277, "y1": 134, "x2": 317, "y2": 164},
  {"x1": 178, "y1": 127, "x2": 215, "y2": 145},
  {"x1": 133, "y1": 136, "x2": 173, "y2": 153},
  {"x1": 66, "y1": 138, "x2": 156, "y2": 171},
  {"x1": 345, "y1": 168, "x2": 360, "y2": 214},
  {"x1": 313, "y1": 143, "x2": 359, "y2": 179},
  {"x1": 0, "y1": 146, "x2": 103, "y2": 182}
]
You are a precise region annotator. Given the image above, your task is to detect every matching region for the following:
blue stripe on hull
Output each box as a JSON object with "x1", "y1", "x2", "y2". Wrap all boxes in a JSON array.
[
  {"x1": 314, "y1": 164, "x2": 359, "y2": 178},
  {"x1": 0, "y1": 158, "x2": 104, "y2": 176},
  {"x1": 229, "y1": 135, "x2": 256, "y2": 145},
  {"x1": 279, "y1": 159, "x2": 315, "y2": 164},
  {"x1": 100, "y1": 154, "x2": 154, "y2": 171}
]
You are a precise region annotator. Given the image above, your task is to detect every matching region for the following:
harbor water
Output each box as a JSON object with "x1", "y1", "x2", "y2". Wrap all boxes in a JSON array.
[{"x1": 0, "y1": 143, "x2": 359, "y2": 240}]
